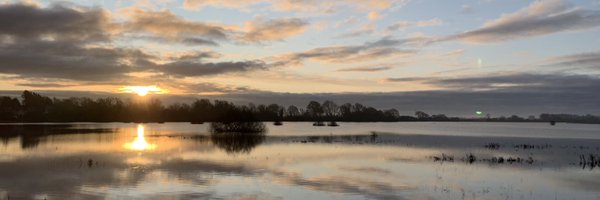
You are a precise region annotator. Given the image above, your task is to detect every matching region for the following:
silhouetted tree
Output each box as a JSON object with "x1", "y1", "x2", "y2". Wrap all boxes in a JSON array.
[
  {"x1": 383, "y1": 109, "x2": 400, "y2": 121},
  {"x1": 286, "y1": 105, "x2": 300, "y2": 117},
  {"x1": 306, "y1": 101, "x2": 323, "y2": 120},
  {"x1": 322, "y1": 100, "x2": 339, "y2": 120},
  {"x1": 0, "y1": 90, "x2": 598, "y2": 124},
  {"x1": 21, "y1": 91, "x2": 53, "y2": 121},
  {"x1": 191, "y1": 99, "x2": 213, "y2": 122},
  {"x1": 415, "y1": 111, "x2": 430, "y2": 120},
  {"x1": 0, "y1": 96, "x2": 21, "y2": 121},
  {"x1": 431, "y1": 114, "x2": 449, "y2": 121}
]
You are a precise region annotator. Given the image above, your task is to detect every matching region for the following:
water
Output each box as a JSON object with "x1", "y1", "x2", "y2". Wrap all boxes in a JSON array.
[{"x1": 1, "y1": 122, "x2": 599, "y2": 199}]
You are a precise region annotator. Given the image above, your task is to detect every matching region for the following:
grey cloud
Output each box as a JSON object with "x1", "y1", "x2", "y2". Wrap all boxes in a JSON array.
[
  {"x1": 169, "y1": 82, "x2": 254, "y2": 94},
  {"x1": 0, "y1": 37, "x2": 266, "y2": 80},
  {"x1": 337, "y1": 66, "x2": 393, "y2": 72},
  {"x1": 151, "y1": 52, "x2": 270, "y2": 76},
  {"x1": 386, "y1": 73, "x2": 600, "y2": 92},
  {"x1": 273, "y1": 37, "x2": 422, "y2": 66},
  {"x1": 461, "y1": 4, "x2": 473, "y2": 14},
  {"x1": 0, "y1": 3, "x2": 272, "y2": 81},
  {"x1": 385, "y1": 18, "x2": 443, "y2": 32},
  {"x1": 0, "y1": 3, "x2": 148, "y2": 81},
  {"x1": 336, "y1": 27, "x2": 375, "y2": 38},
  {"x1": 0, "y1": 40, "x2": 151, "y2": 81},
  {"x1": 385, "y1": 21, "x2": 411, "y2": 32},
  {"x1": 15, "y1": 83, "x2": 76, "y2": 88},
  {"x1": 0, "y1": 3, "x2": 112, "y2": 42},
  {"x1": 427, "y1": 73, "x2": 600, "y2": 91},
  {"x1": 170, "y1": 51, "x2": 222, "y2": 61},
  {"x1": 131, "y1": 35, "x2": 219, "y2": 46},
  {"x1": 156, "y1": 60, "x2": 267, "y2": 77},
  {"x1": 446, "y1": 0, "x2": 600, "y2": 43},
  {"x1": 181, "y1": 37, "x2": 219, "y2": 46},
  {"x1": 187, "y1": 83, "x2": 251, "y2": 93},
  {"x1": 384, "y1": 77, "x2": 431, "y2": 82},
  {"x1": 546, "y1": 51, "x2": 600, "y2": 69}
]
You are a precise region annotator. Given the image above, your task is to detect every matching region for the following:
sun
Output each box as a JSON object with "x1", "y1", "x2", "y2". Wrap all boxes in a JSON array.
[{"x1": 120, "y1": 86, "x2": 164, "y2": 96}]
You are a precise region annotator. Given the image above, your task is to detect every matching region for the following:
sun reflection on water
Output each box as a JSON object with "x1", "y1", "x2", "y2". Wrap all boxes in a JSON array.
[{"x1": 124, "y1": 124, "x2": 156, "y2": 151}]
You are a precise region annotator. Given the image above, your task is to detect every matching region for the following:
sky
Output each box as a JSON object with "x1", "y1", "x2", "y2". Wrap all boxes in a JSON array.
[{"x1": 1, "y1": 0, "x2": 600, "y2": 116}]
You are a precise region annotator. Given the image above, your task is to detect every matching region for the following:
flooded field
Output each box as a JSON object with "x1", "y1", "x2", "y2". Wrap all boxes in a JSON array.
[{"x1": 1, "y1": 122, "x2": 600, "y2": 200}]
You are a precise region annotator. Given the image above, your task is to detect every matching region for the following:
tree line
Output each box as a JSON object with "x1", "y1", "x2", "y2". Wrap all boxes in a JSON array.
[{"x1": 0, "y1": 91, "x2": 598, "y2": 124}]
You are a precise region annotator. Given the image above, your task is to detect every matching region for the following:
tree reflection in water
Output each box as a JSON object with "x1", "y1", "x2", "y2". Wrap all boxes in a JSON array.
[
  {"x1": 209, "y1": 122, "x2": 266, "y2": 154},
  {"x1": 0, "y1": 125, "x2": 114, "y2": 149}
]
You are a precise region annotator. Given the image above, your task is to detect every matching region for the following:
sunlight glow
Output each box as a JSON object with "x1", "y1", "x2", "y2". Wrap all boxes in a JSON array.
[
  {"x1": 124, "y1": 125, "x2": 156, "y2": 151},
  {"x1": 120, "y1": 86, "x2": 164, "y2": 96}
]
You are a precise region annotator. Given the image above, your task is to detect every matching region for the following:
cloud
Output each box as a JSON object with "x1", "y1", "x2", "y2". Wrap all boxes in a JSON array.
[
  {"x1": 15, "y1": 83, "x2": 76, "y2": 88},
  {"x1": 0, "y1": 3, "x2": 113, "y2": 42},
  {"x1": 166, "y1": 51, "x2": 222, "y2": 61},
  {"x1": 123, "y1": 10, "x2": 308, "y2": 44},
  {"x1": 439, "y1": 49, "x2": 465, "y2": 57},
  {"x1": 368, "y1": 11, "x2": 382, "y2": 21},
  {"x1": 384, "y1": 77, "x2": 431, "y2": 83},
  {"x1": 385, "y1": 21, "x2": 411, "y2": 31},
  {"x1": 461, "y1": 4, "x2": 473, "y2": 14},
  {"x1": 156, "y1": 60, "x2": 267, "y2": 77},
  {"x1": 240, "y1": 18, "x2": 308, "y2": 42},
  {"x1": 337, "y1": 66, "x2": 393, "y2": 72},
  {"x1": 386, "y1": 72, "x2": 600, "y2": 92},
  {"x1": 337, "y1": 23, "x2": 376, "y2": 38},
  {"x1": 447, "y1": 0, "x2": 600, "y2": 43},
  {"x1": 180, "y1": 37, "x2": 219, "y2": 46},
  {"x1": 545, "y1": 51, "x2": 600, "y2": 69},
  {"x1": 0, "y1": 37, "x2": 265, "y2": 81},
  {"x1": 335, "y1": 17, "x2": 359, "y2": 28},
  {"x1": 183, "y1": 0, "x2": 262, "y2": 10},
  {"x1": 122, "y1": 8, "x2": 229, "y2": 45},
  {"x1": 386, "y1": 18, "x2": 443, "y2": 31},
  {"x1": 272, "y1": 37, "x2": 425, "y2": 66},
  {"x1": 0, "y1": 40, "x2": 151, "y2": 81},
  {"x1": 178, "y1": 82, "x2": 255, "y2": 94},
  {"x1": 183, "y1": 0, "x2": 409, "y2": 13},
  {"x1": 414, "y1": 18, "x2": 443, "y2": 27},
  {"x1": 0, "y1": 3, "x2": 273, "y2": 82},
  {"x1": 0, "y1": 3, "x2": 146, "y2": 81},
  {"x1": 134, "y1": 35, "x2": 220, "y2": 46},
  {"x1": 427, "y1": 73, "x2": 600, "y2": 91}
]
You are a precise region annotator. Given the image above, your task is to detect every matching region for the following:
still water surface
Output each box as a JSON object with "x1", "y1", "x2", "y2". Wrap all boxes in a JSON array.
[{"x1": 1, "y1": 122, "x2": 599, "y2": 199}]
